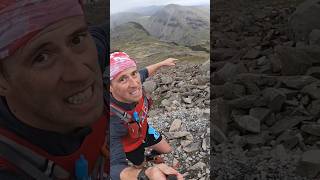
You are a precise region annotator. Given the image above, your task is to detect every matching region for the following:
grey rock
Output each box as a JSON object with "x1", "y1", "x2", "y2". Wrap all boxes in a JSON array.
[
  {"x1": 182, "y1": 97, "x2": 192, "y2": 104},
  {"x1": 270, "y1": 144, "x2": 288, "y2": 162},
  {"x1": 308, "y1": 99, "x2": 320, "y2": 116},
  {"x1": 183, "y1": 142, "x2": 200, "y2": 153},
  {"x1": 277, "y1": 88, "x2": 299, "y2": 100},
  {"x1": 270, "y1": 116, "x2": 307, "y2": 134},
  {"x1": 143, "y1": 80, "x2": 157, "y2": 93},
  {"x1": 264, "y1": 113, "x2": 277, "y2": 127},
  {"x1": 302, "y1": 81, "x2": 320, "y2": 99},
  {"x1": 161, "y1": 76, "x2": 173, "y2": 84},
  {"x1": 285, "y1": 99, "x2": 299, "y2": 107},
  {"x1": 215, "y1": 62, "x2": 247, "y2": 83},
  {"x1": 202, "y1": 108, "x2": 210, "y2": 119},
  {"x1": 301, "y1": 124, "x2": 320, "y2": 136},
  {"x1": 169, "y1": 119, "x2": 182, "y2": 132},
  {"x1": 202, "y1": 138, "x2": 207, "y2": 151},
  {"x1": 213, "y1": 98, "x2": 231, "y2": 133},
  {"x1": 228, "y1": 95, "x2": 262, "y2": 109},
  {"x1": 245, "y1": 135, "x2": 265, "y2": 146},
  {"x1": 262, "y1": 88, "x2": 286, "y2": 112},
  {"x1": 279, "y1": 75, "x2": 317, "y2": 89},
  {"x1": 213, "y1": 48, "x2": 238, "y2": 61},
  {"x1": 306, "y1": 66, "x2": 320, "y2": 79},
  {"x1": 243, "y1": 48, "x2": 260, "y2": 59},
  {"x1": 276, "y1": 46, "x2": 320, "y2": 75},
  {"x1": 234, "y1": 115, "x2": 260, "y2": 133},
  {"x1": 276, "y1": 130, "x2": 299, "y2": 150},
  {"x1": 249, "y1": 107, "x2": 271, "y2": 123},
  {"x1": 181, "y1": 140, "x2": 193, "y2": 147},
  {"x1": 269, "y1": 54, "x2": 282, "y2": 73},
  {"x1": 213, "y1": 126, "x2": 227, "y2": 144},
  {"x1": 167, "y1": 131, "x2": 191, "y2": 140},
  {"x1": 289, "y1": 0, "x2": 320, "y2": 41},
  {"x1": 301, "y1": 95, "x2": 310, "y2": 106},
  {"x1": 161, "y1": 99, "x2": 171, "y2": 107},
  {"x1": 256, "y1": 56, "x2": 268, "y2": 66},
  {"x1": 189, "y1": 162, "x2": 206, "y2": 170},
  {"x1": 309, "y1": 29, "x2": 320, "y2": 46},
  {"x1": 213, "y1": 82, "x2": 246, "y2": 100},
  {"x1": 296, "y1": 150, "x2": 320, "y2": 178}
]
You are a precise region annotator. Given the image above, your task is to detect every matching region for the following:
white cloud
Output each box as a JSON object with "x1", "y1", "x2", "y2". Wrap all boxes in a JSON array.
[{"x1": 111, "y1": 0, "x2": 210, "y2": 14}]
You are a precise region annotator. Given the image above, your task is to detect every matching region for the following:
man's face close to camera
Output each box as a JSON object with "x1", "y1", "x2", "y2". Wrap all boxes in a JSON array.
[{"x1": 0, "y1": 16, "x2": 104, "y2": 133}]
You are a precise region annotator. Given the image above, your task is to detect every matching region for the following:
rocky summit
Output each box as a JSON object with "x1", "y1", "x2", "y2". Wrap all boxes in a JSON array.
[
  {"x1": 144, "y1": 61, "x2": 210, "y2": 180},
  {"x1": 212, "y1": 0, "x2": 320, "y2": 179}
]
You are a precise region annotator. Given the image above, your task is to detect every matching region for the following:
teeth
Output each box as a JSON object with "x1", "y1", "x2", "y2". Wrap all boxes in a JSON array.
[
  {"x1": 130, "y1": 89, "x2": 139, "y2": 95},
  {"x1": 67, "y1": 86, "x2": 93, "y2": 105}
]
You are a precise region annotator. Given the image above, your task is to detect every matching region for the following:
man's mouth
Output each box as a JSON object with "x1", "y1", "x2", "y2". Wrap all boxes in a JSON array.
[
  {"x1": 129, "y1": 88, "x2": 140, "y2": 96},
  {"x1": 66, "y1": 85, "x2": 93, "y2": 105}
]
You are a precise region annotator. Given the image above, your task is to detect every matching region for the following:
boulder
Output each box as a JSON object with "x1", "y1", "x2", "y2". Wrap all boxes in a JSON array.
[
  {"x1": 289, "y1": 0, "x2": 320, "y2": 41},
  {"x1": 143, "y1": 80, "x2": 157, "y2": 93},
  {"x1": 234, "y1": 115, "x2": 260, "y2": 133},
  {"x1": 296, "y1": 150, "x2": 320, "y2": 178},
  {"x1": 309, "y1": 29, "x2": 320, "y2": 45}
]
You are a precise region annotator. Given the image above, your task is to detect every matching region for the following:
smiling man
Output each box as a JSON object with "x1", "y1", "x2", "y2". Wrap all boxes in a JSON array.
[
  {"x1": 0, "y1": 0, "x2": 108, "y2": 179},
  {"x1": 108, "y1": 52, "x2": 184, "y2": 180}
]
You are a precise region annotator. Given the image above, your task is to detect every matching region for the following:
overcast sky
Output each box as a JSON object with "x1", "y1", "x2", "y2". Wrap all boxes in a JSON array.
[{"x1": 110, "y1": 0, "x2": 210, "y2": 14}]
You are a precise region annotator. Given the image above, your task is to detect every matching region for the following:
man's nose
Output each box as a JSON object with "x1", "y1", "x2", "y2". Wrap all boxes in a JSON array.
[
  {"x1": 61, "y1": 49, "x2": 91, "y2": 83},
  {"x1": 128, "y1": 76, "x2": 139, "y2": 87}
]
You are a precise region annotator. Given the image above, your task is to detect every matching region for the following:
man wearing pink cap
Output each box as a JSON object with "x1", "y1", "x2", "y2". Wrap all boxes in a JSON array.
[
  {"x1": 0, "y1": 0, "x2": 109, "y2": 179},
  {"x1": 108, "y1": 52, "x2": 184, "y2": 180}
]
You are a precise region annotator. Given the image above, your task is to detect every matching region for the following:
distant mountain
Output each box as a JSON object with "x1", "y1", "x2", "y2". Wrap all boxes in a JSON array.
[
  {"x1": 111, "y1": 22, "x2": 209, "y2": 67},
  {"x1": 126, "y1": 5, "x2": 164, "y2": 16},
  {"x1": 111, "y1": 4, "x2": 210, "y2": 52},
  {"x1": 143, "y1": 4, "x2": 210, "y2": 48},
  {"x1": 110, "y1": 12, "x2": 147, "y2": 29}
]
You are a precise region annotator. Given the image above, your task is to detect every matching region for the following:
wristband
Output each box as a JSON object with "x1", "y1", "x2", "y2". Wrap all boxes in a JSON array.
[{"x1": 137, "y1": 168, "x2": 149, "y2": 180}]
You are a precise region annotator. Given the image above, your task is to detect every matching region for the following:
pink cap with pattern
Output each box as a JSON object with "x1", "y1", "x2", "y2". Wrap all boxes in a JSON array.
[
  {"x1": 0, "y1": 0, "x2": 84, "y2": 59},
  {"x1": 110, "y1": 52, "x2": 137, "y2": 80}
]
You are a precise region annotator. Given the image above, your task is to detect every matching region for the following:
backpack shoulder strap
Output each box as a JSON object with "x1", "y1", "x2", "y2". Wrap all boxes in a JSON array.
[
  {"x1": 110, "y1": 103, "x2": 132, "y2": 123},
  {"x1": 0, "y1": 134, "x2": 70, "y2": 180}
]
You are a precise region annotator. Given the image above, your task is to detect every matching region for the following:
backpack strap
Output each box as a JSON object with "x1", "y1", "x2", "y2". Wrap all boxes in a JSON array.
[
  {"x1": 110, "y1": 104, "x2": 132, "y2": 123},
  {"x1": 0, "y1": 134, "x2": 70, "y2": 180},
  {"x1": 110, "y1": 94, "x2": 150, "y2": 123}
]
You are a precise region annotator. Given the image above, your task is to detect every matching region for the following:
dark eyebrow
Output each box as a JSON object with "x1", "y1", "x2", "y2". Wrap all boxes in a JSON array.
[
  {"x1": 68, "y1": 26, "x2": 89, "y2": 39},
  {"x1": 27, "y1": 42, "x2": 52, "y2": 58},
  {"x1": 25, "y1": 26, "x2": 88, "y2": 58}
]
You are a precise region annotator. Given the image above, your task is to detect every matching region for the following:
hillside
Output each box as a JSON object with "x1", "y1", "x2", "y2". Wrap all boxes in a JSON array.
[
  {"x1": 111, "y1": 22, "x2": 209, "y2": 67},
  {"x1": 143, "y1": 4, "x2": 209, "y2": 49},
  {"x1": 110, "y1": 4, "x2": 210, "y2": 51},
  {"x1": 110, "y1": 12, "x2": 147, "y2": 29}
]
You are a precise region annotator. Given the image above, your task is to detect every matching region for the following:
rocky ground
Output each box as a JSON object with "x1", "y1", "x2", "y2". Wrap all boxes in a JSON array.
[
  {"x1": 143, "y1": 61, "x2": 210, "y2": 180},
  {"x1": 212, "y1": 0, "x2": 320, "y2": 179}
]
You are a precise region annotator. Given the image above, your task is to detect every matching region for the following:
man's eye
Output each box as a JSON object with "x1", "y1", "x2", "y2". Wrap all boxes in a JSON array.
[
  {"x1": 71, "y1": 33, "x2": 87, "y2": 45},
  {"x1": 33, "y1": 53, "x2": 49, "y2": 65},
  {"x1": 119, "y1": 77, "x2": 127, "y2": 82}
]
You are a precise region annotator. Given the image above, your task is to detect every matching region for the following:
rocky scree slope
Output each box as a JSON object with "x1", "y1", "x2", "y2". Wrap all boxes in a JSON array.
[
  {"x1": 143, "y1": 61, "x2": 210, "y2": 180},
  {"x1": 212, "y1": 0, "x2": 320, "y2": 179}
]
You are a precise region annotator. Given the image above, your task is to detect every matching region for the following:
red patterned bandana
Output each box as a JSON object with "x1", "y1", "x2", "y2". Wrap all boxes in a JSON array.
[
  {"x1": 0, "y1": 0, "x2": 84, "y2": 59},
  {"x1": 110, "y1": 52, "x2": 137, "y2": 80}
]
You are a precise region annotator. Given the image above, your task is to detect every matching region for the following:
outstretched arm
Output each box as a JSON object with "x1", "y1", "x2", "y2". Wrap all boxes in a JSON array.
[{"x1": 146, "y1": 58, "x2": 178, "y2": 77}]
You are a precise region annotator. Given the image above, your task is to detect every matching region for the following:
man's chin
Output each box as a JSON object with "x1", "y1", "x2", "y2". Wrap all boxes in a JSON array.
[{"x1": 73, "y1": 103, "x2": 103, "y2": 127}]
